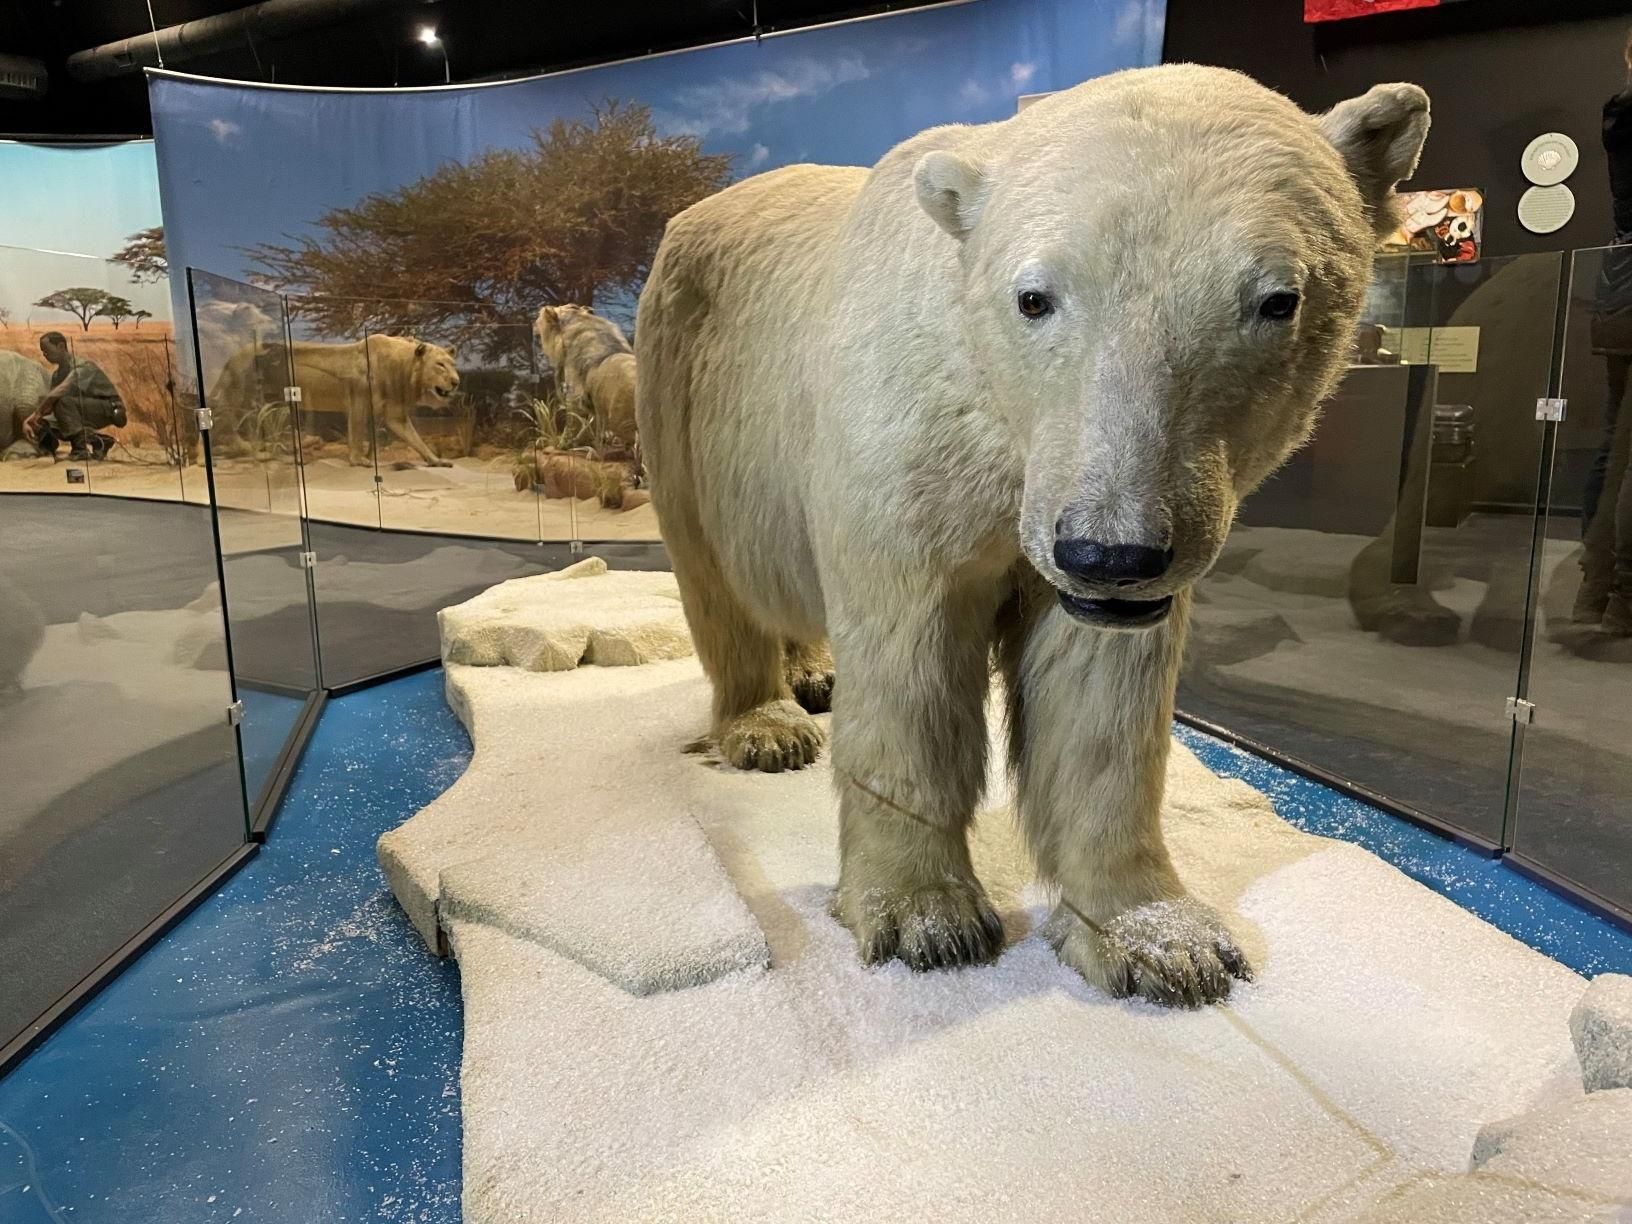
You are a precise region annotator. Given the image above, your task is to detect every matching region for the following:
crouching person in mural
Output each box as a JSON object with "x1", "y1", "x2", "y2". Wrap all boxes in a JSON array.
[
  {"x1": 24, "y1": 332, "x2": 127, "y2": 461},
  {"x1": 637, "y1": 66, "x2": 1429, "y2": 1006}
]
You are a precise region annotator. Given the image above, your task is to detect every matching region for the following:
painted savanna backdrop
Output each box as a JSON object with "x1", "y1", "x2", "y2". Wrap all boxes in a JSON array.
[
  {"x1": 151, "y1": 0, "x2": 1165, "y2": 537},
  {"x1": 0, "y1": 142, "x2": 193, "y2": 486}
]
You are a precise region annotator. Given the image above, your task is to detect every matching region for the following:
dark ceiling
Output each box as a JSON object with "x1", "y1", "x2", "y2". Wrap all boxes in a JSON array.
[{"x1": 0, "y1": 0, "x2": 949, "y2": 138}]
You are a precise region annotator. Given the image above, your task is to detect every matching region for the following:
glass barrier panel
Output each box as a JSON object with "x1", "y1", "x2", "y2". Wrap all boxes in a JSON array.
[
  {"x1": 1179, "y1": 252, "x2": 1558, "y2": 845},
  {"x1": 280, "y1": 293, "x2": 382, "y2": 530},
  {"x1": 280, "y1": 296, "x2": 554, "y2": 539},
  {"x1": 370, "y1": 317, "x2": 548, "y2": 541},
  {"x1": 1510, "y1": 245, "x2": 1632, "y2": 915},
  {"x1": 189, "y1": 268, "x2": 322, "y2": 811},
  {"x1": 308, "y1": 519, "x2": 567, "y2": 688},
  {"x1": 0, "y1": 491, "x2": 248, "y2": 1053}
]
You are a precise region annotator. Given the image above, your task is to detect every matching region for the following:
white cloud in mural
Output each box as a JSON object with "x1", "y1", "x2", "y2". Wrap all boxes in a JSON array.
[
  {"x1": 1010, "y1": 62, "x2": 1037, "y2": 89},
  {"x1": 208, "y1": 118, "x2": 241, "y2": 145},
  {"x1": 1113, "y1": 0, "x2": 1148, "y2": 48},
  {"x1": 958, "y1": 79, "x2": 991, "y2": 108},
  {"x1": 655, "y1": 54, "x2": 870, "y2": 137},
  {"x1": 746, "y1": 143, "x2": 771, "y2": 169}
]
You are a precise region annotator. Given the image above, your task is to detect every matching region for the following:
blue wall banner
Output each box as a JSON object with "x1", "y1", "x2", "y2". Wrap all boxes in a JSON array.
[{"x1": 149, "y1": 0, "x2": 1165, "y2": 353}]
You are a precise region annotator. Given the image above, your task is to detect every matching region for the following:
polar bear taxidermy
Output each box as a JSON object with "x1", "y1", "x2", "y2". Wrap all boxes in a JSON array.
[{"x1": 635, "y1": 65, "x2": 1429, "y2": 1006}]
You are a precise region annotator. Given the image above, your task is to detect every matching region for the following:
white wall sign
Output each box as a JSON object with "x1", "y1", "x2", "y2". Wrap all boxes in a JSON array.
[
  {"x1": 1518, "y1": 183, "x2": 1576, "y2": 233},
  {"x1": 1521, "y1": 132, "x2": 1579, "y2": 186}
]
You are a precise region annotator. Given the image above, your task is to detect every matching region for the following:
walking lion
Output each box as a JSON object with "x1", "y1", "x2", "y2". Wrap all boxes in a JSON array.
[{"x1": 208, "y1": 333, "x2": 459, "y2": 468}]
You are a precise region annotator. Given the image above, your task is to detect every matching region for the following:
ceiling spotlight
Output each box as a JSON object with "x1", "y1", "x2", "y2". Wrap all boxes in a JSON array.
[{"x1": 418, "y1": 26, "x2": 439, "y2": 45}]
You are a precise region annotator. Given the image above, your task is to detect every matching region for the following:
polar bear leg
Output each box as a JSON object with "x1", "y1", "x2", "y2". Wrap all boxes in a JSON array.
[
  {"x1": 669, "y1": 540, "x2": 825, "y2": 773},
  {"x1": 828, "y1": 585, "x2": 1004, "y2": 971},
  {"x1": 783, "y1": 638, "x2": 834, "y2": 714},
  {"x1": 997, "y1": 583, "x2": 1251, "y2": 1007}
]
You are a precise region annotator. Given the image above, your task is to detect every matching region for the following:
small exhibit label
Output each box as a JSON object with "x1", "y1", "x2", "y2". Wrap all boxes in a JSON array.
[{"x1": 1392, "y1": 326, "x2": 1481, "y2": 373}]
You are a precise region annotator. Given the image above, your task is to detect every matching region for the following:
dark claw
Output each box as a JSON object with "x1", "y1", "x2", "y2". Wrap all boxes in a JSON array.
[{"x1": 1219, "y1": 943, "x2": 1254, "y2": 983}]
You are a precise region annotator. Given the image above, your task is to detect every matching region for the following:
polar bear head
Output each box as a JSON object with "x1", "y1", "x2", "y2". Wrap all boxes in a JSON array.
[{"x1": 915, "y1": 66, "x2": 1428, "y2": 630}]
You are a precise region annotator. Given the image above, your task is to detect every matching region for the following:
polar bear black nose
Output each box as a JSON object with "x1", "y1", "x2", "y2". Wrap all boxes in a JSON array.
[{"x1": 1053, "y1": 538, "x2": 1173, "y2": 587}]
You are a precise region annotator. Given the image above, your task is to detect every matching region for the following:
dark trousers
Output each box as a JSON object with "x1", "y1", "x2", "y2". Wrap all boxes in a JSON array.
[
  {"x1": 1583, "y1": 356, "x2": 1630, "y2": 534},
  {"x1": 1583, "y1": 354, "x2": 1632, "y2": 590},
  {"x1": 46, "y1": 392, "x2": 120, "y2": 447}
]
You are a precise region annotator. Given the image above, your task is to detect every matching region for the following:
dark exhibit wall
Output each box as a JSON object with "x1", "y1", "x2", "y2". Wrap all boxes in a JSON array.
[
  {"x1": 1163, "y1": 0, "x2": 1632, "y2": 257},
  {"x1": 1164, "y1": 2, "x2": 1632, "y2": 924}
]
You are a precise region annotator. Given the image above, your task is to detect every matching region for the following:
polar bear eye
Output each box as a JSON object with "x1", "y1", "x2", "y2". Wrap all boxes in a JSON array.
[
  {"x1": 1258, "y1": 291, "x2": 1300, "y2": 322},
  {"x1": 1017, "y1": 290, "x2": 1053, "y2": 319}
]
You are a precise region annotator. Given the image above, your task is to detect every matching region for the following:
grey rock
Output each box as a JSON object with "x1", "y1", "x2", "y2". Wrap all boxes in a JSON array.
[{"x1": 1571, "y1": 973, "x2": 1632, "y2": 1092}]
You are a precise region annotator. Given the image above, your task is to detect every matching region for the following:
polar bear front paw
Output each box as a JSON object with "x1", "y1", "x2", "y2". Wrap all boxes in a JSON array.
[
  {"x1": 835, "y1": 879, "x2": 1005, "y2": 971},
  {"x1": 1045, "y1": 897, "x2": 1252, "y2": 1008},
  {"x1": 718, "y1": 699, "x2": 825, "y2": 772}
]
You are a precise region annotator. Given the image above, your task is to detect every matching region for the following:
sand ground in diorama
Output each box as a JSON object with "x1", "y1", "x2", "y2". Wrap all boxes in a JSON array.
[
  {"x1": 378, "y1": 570, "x2": 1622, "y2": 1223},
  {"x1": 0, "y1": 449, "x2": 661, "y2": 541}
]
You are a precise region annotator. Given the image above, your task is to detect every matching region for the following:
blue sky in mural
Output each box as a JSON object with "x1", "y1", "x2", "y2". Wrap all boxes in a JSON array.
[
  {"x1": 0, "y1": 141, "x2": 162, "y2": 258},
  {"x1": 151, "y1": 0, "x2": 1164, "y2": 329},
  {"x1": 0, "y1": 141, "x2": 171, "y2": 321}
]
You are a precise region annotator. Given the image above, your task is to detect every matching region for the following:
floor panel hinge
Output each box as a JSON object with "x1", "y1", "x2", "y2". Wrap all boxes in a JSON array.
[
  {"x1": 227, "y1": 699, "x2": 245, "y2": 727},
  {"x1": 1506, "y1": 696, "x2": 1536, "y2": 724}
]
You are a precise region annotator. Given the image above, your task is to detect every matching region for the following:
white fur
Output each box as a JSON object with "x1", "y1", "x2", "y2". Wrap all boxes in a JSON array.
[{"x1": 635, "y1": 65, "x2": 1428, "y2": 1004}]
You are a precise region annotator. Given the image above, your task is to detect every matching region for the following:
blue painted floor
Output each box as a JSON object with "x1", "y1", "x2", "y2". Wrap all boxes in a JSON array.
[
  {"x1": 0, "y1": 670, "x2": 469, "y2": 1223},
  {"x1": 2, "y1": 672, "x2": 1629, "y2": 1223},
  {"x1": 1179, "y1": 727, "x2": 1632, "y2": 979}
]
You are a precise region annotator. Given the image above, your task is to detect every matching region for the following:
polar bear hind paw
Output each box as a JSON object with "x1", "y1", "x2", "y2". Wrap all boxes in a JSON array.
[
  {"x1": 836, "y1": 880, "x2": 1005, "y2": 971},
  {"x1": 718, "y1": 699, "x2": 825, "y2": 772},
  {"x1": 788, "y1": 666, "x2": 834, "y2": 715},
  {"x1": 1045, "y1": 897, "x2": 1252, "y2": 1008}
]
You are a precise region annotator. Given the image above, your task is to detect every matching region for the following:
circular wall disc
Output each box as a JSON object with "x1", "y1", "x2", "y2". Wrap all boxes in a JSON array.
[
  {"x1": 1522, "y1": 132, "x2": 1579, "y2": 186},
  {"x1": 1518, "y1": 183, "x2": 1576, "y2": 234}
]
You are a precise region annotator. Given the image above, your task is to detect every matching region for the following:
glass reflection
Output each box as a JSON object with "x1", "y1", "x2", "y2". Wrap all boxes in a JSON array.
[{"x1": 1180, "y1": 253, "x2": 1558, "y2": 846}]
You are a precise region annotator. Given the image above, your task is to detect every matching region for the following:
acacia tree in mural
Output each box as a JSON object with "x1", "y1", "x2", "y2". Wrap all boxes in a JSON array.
[
  {"x1": 95, "y1": 295, "x2": 137, "y2": 329},
  {"x1": 36, "y1": 287, "x2": 113, "y2": 331},
  {"x1": 110, "y1": 226, "x2": 169, "y2": 283},
  {"x1": 244, "y1": 101, "x2": 733, "y2": 356}
]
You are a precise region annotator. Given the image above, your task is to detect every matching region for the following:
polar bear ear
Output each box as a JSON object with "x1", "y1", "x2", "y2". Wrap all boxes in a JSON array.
[
  {"x1": 1319, "y1": 83, "x2": 1431, "y2": 236},
  {"x1": 915, "y1": 150, "x2": 989, "y2": 240}
]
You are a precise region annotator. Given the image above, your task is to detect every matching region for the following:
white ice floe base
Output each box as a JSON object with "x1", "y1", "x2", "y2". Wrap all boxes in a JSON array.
[{"x1": 380, "y1": 573, "x2": 1629, "y2": 1223}]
